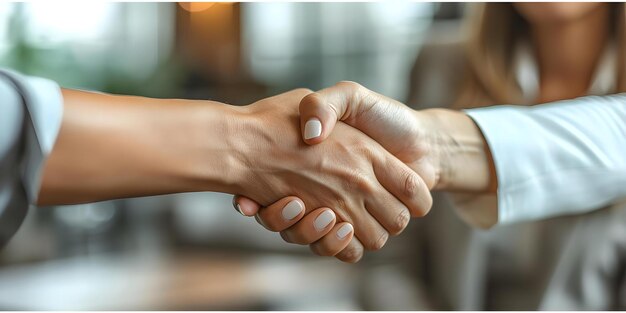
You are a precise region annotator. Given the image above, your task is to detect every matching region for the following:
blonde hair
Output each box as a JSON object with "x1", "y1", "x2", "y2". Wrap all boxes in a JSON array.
[{"x1": 454, "y1": 3, "x2": 626, "y2": 109}]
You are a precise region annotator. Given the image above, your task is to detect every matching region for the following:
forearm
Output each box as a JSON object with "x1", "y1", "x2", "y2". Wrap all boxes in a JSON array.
[{"x1": 39, "y1": 89, "x2": 245, "y2": 205}]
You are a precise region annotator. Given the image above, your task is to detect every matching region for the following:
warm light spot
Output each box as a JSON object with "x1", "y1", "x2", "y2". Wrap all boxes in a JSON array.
[{"x1": 178, "y1": 2, "x2": 216, "y2": 13}]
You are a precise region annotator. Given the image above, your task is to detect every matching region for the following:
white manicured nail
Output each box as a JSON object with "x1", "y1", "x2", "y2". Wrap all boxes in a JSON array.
[
  {"x1": 232, "y1": 197, "x2": 245, "y2": 216},
  {"x1": 336, "y1": 224, "x2": 353, "y2": 240},
  {"x1": 234, "y1": 204, "x2": 245, "y2": 216},
  {"x1": 314, "y1": 210, "x2": 335, "y2": 231},
  {"x1": 304, "y1": 118, "x2": 322, "y2": 140},
  {"x1": 282, "y1": 200, "x2": 304, "y2": 221}
]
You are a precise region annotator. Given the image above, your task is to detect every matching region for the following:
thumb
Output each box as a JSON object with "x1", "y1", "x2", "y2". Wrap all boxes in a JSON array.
[
  {"x1": 232, "y1": 195, "x2": 262, "y2": 216},
  {"x1": 299, "y1": 81, "x2": 415, "y2": 155},
  {"x1": 300, "y1": 81, "x2": 364, "y2": 145}
]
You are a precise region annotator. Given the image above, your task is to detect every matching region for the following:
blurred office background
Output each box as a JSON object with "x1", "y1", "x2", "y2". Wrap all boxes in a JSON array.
[
  {"x1": 3, "y1": 2, "x2": 622, "y2": 311},
  {"x1": 0, "y1": 2, "x2": 448, "y2": 310}
]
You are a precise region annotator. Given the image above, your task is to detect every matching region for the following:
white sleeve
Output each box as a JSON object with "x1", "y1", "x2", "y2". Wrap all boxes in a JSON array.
[
  {"x1": 463, "y1": 94, "x2": 626, "y2": 224},
  {"x1": 0, "y1": 69, "x2": 63, "y2": 246}
]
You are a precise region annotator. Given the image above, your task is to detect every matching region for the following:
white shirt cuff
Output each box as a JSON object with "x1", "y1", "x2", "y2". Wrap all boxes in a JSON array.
[{"x1": 464, "y1": 95, "x2": 626, "y2": 224}]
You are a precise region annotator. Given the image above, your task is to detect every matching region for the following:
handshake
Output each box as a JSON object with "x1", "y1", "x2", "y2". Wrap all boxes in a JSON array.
[
  {"x1": 223, "y1": 81, "x2": 495, "y2": 263},
  {"x1": 9, "y1": 69, "x2": 624, "y2": 262},
  {"x1": 36, "y1": 79, "x2": 494, "y2": 261}
]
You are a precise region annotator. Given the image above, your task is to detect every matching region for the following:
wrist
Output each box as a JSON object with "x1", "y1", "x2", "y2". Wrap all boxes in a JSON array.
[
  {"x1": 412, "y1": 109, "x2": 447, "y2": 190},
  {"x1": 414, "y1": 108, "x2": 493, "y2": 192},
  {"x1": 170, "y1": 100, "x2": 249, "y2": 195}
]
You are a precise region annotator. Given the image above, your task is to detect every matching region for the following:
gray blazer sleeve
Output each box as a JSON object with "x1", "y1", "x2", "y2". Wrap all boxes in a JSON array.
[{"x1": 0, "y1": 69, "x2": 63, "y2": 246}]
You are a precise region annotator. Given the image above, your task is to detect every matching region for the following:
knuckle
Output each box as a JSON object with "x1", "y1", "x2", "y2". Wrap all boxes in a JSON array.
[
  {"x1": 338, "y1": 246, "x2": 364, "y2": 263},
  {"x1": 403, "y1": 172, "x2": 421, "y2": 199},
  {"x1": 352, "y1": 145, "x2": 368, "y2": 159},
  {"x1": 423, "y1": 193, "x2": 434, "y2": 215},
  {"x1": 389, "y1": 209, "x2": 411, "y2": 235},
  {"x1": 365, "y1": 231, "x2": 389, "y2": 251},
  {"x1": 300, "y1": 92, "x2": 322, "y2": 108},
  {"x1": 336, "y1": 81, "x2": 363, "y2": 93},
  {"x1": 346, "y1": 169, "x2": 374, "y2": 193},
  {"x1": 333, "y1": 197, "x2": 348, "y2": 216},
  {"x1": 412, "y1": 206, "x2": 427, "y2": 218},
  {"x1": 311, "y1": 243, "x2": 335, "y2": 257},
  {"x1": 293, "y1": 87, "x2": 314, "y2": 95},
  {"x1": 412, "y1": 192, "x2": 433, "y2": 218}
]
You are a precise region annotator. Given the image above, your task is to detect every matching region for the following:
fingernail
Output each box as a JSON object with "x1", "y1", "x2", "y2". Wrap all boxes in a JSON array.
[
  {"x1": 336, "y1": 224, "x2": 353, "y2": 240},
  {"x1": 234, "y1": 204, "x2": 245, "y2": 216},
  {"x1": 314, "y1": 210, "x2": 335, "y2": 231},
  {"x1": 304, "y1": 118, "x2": 322, "y2": 140},
  {"x1": 232, "y1": 197, "x2": 246, "y2": 216},
  {"x1": 282, "y1": 200, "x2": 304, "y2": 221}
]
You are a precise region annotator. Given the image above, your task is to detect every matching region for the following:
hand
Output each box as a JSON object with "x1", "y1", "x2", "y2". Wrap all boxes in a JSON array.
[
  {"x1": 233, "y1": 195, "x2": 355, "y2": 257},
  {"x1": 297, "y1": 81, "x2": 493, "y2": 192},
  {"x1": 233, "y1": 84, "x2": 438, "y2": 262},
  {"x1": 238, "y1": 81, "x2": 495, "y2": 262},
  {"x1": 298, "y1": 81, "x2": 439, "y2": 188},
  {"x1": 231, "y1": 89, "x2": 432, "y2": 259}
]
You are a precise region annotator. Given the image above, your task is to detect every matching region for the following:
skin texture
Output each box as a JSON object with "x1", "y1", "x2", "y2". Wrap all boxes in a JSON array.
[
  {"x1": 41, "y1": 89, "x2": 240, "y2": 203},
  {"x1": 40, "y1": 88, "x2": 431, "y2": 259},
  {"x1": 235, "y1": 89, "x2": 431, "y2": 252},
  {"x1": 237, "y1": 81, "x2": 497, "y2": 262}
]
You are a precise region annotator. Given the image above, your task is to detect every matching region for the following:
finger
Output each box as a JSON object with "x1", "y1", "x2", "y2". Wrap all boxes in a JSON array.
[
  {"x1": 364, "y1": 183, "x2": 411, "y2": 236},
  {"x1": 300, "y1": 81, "x2": 417, "y2": 161},
  {"x1": 329, "y1": 196, "x2": 390, "y2": 251},
  {"x1": 334, "y1": 237, "x2": 365, "y2": 263},
  {"x1": 232, "y1": 195, "x2": 262, "y2": 216},
  {"x1": 348, "y1": 146, "x2": 411, "y2": 236},
  {"x1": 310, "y1": 223, "x2": 354, "y2": 257},
  {"x1": 300, "y1": 81, "x2": 365, "y2": 144},
  {"x1": 249, "y1": 197, "x2": 306, "y2": 232},
  {"x1": 373, "y1": 154, "x2": 433, "y2": 218},
  {"x1": 279, "y1": 208, "x2": 336, "y2": 245}
]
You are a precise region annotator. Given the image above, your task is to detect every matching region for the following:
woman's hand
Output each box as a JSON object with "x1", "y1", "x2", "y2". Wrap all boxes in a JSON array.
[
  {"x1": 231, "y1": 89, "x2": 432, "y2": 257},
  {"x1": 237, "y1": 82, "x2": 496, "y2": 262},
  {"x1": 297, "y1": 81, "x2": 493, "y2": 192},
  {"x1": 299, "y1": 81, "x2": 440, "y2": 189},
  {"x1": 233, "y1": 195, "x2": 355, "y2": 258},
  {"x1": 234, "y1": 84, "x2": 438, "y2": 263}
]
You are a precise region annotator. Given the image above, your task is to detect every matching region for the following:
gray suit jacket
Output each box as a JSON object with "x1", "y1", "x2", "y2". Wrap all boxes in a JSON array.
[{"x1": 0, "y1": 70, "x2": 63, "y2": 246}]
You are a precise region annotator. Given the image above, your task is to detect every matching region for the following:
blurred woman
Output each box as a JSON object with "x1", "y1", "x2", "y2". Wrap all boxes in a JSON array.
[{"x1": 394, "y1": 3, "x2": 626, "y2": 310}]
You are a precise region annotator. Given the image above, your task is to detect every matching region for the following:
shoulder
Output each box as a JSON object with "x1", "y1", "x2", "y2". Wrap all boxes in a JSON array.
[{"x1": 406, "y1": 26, "x2": 469, "y2": 110}]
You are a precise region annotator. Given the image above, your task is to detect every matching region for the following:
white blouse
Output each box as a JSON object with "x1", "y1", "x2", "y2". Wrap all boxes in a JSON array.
[
  {"x1": 466, "y1": 95, "x2": 626, "y2": 224},
  {"x1": 459, "y1": 40, "x2": 624, "y2": 225}
]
